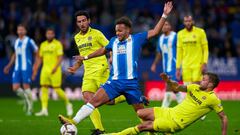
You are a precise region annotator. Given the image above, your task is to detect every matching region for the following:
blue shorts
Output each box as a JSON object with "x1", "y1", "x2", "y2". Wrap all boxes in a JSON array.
[
  {"x1": 12, "y1": 70, "x2": 32, "y2": 84},
  {"x1": 166, "y1": 71, "x2": 177, "y2": 81},
  {"x1": 101, "y1": 79, "x2": 143, "y2": 105}
]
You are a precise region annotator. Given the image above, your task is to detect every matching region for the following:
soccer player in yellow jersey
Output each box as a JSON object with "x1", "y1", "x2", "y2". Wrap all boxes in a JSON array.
[
  {"x1": 104, "y1": 72, "x2": 228, "y2": 135},
  {"x1": 35, "y1": 28, "x2": 73, "y2": 116},
  {"x1": 176, "y1": 15, "x2": 209, "y2": 85},
  {"x1": 67, "y1": 11, "x2": 125, "y2": 134}
]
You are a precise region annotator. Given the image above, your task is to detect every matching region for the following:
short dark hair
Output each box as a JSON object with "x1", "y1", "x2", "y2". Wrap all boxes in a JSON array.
[
  {"x1": 115, "y1": 16, "x2": 132, "y2": 28},
  {"x1": 17, "y1": 24, "x2": 27, "y2": 30},
  {"x1": 204, "y1": 72, "x2": 220, "y2": 88},
  {"x1": 46, "y1": 27, "x2": 55, "y2": 32},
  {"x1": 74, "y1": 10, "x2": 90, "y2": 19}
]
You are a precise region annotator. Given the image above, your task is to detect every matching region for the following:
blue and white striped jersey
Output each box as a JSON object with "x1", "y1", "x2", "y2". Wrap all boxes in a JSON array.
[
  {"x1": 14, "y1": 36, "x2": 38, "y2": 71},
  {"x1": 157, "y1": 31, "x2": 177, "y2": 73},
  {"x1": 105, "y1": 32, "x2": 147, "y2": 80}
]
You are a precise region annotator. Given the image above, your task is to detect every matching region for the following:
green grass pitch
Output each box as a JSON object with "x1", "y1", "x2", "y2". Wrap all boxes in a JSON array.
[{"x1": 0, "y1": 98, "x2": 239, "y2": 135}]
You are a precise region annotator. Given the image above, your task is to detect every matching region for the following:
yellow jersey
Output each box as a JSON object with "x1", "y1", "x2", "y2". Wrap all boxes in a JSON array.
[
  {"x1": 39, "y1": 39, "x2": 63, "y2": 70},
  {"x1": 176, "y1": 26, "x2": 208, "y2": 69},
  {"x1": 170, "y1": 84, "x2": 223, "y2": 128},
  {"x1": 74, "y1": 27, "x2": 109, "y2": 77}
]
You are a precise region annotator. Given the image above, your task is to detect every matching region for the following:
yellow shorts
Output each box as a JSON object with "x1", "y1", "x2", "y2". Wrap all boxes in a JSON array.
[
  {"x1": 153, "y1": 107, "x2": 180, "y2": 133},
  {"x1": 82, "y1": 69, "x2": 109, "y2": 93},
  {"x1": 40, "y1": 68, "x2": 62, "y2": 87},
  {"x1": 182, "y1": 68, "x2": 202, "y2": 82}
]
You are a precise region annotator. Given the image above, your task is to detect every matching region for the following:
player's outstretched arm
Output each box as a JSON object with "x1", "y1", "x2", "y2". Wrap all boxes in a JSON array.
[
  {"x1": 74, "y1": 47, "x2": 108, "y2": 61},
  {"x1": 160, "y1": 73, "x2": 187, "y2": 92},
  {"x1": 147, "y1": 1, "x2": 173, "y2": 39},
  {"x1": 218, "y1": 111, "x2": 228, "y2": 135}
]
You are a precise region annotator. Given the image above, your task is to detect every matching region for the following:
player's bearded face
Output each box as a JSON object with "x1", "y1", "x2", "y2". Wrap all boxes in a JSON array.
[
  {"x1": 76, "y1": 16, "x2": 90, "y2": 33},
  {"x1": 184, "y1": 16, "x2": 193, "y2": 30},
  {"x1": 115, "y1": 24, "x2": 130, "y2": 41},
  {"x1": 46, "y1": 30, "x2": 55, "y2": 41},
  {"x1": 200, "y1": 75, "x2": 210, "y2": 90},
  {"x1": 17, "y1": 26, "x2": 27, "y2": 37}
]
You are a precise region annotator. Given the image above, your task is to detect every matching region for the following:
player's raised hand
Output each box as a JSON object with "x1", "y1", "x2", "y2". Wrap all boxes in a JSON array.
[
  {"x1": 160, "y1": 72, "x2": 170, "y2": 82},
  {"x1": 163, "y1": 1, "x2": 173, "y2": 16}
]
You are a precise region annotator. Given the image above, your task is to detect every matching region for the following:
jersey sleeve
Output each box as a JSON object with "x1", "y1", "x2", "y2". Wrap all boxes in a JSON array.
[
  {"x1": 134, "y1": 32, "x2": 148, "y2": 46},
  {"x1": 96, "y1": 31, "x2": 109, "y2": 47},
  {"x1": 176, "y1": 32, "x2": 183, "y2": 69},
  {"x1": 200, "y1": 30, "x2": 209, "y2": 64},
  {"x1": 186, "y1": 84, "x2": 199, "y2": 92},
  {"x1": 30, "y1": 39, "x2": 38, "y2": 52},
  {"x1": 57, "y1": 42, "x2": 64, "y2": 56},
  {"x1": 105, "y1": 37, "x2": 114, "y2": 51},
  {"x1": 209, "y1": 98, "x2": 223, "y2": 113}
]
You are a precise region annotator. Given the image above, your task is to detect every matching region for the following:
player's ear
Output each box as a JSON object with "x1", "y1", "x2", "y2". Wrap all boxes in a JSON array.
[
  {"x1": 192, "y1": 20, "x2": 195, "y2": 25},
  {"x1": 88, "y1": 19, "x2": 91, "y2": 24}
]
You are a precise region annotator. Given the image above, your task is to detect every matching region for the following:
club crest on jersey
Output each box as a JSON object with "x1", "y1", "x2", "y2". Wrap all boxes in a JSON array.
[
  {"x1": 117, "y1": 45, "x2": 126, "y2": 54},
  {"x1": 88, "y1": 36, "x2": 92, "y2": 41},
  {"x1": 202, "y1": 96, "x2": 206, "y2": 100}
]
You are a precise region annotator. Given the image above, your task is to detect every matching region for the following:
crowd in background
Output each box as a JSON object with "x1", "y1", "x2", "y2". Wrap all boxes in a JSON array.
[{"x1": 0, "y1": 0, "x2": 240, "y2": 59}]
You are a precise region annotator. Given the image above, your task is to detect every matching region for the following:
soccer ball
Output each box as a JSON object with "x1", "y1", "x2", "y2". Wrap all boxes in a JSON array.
[{"x1": 60, "y1": 123, "x2": 77, "y2": 135}]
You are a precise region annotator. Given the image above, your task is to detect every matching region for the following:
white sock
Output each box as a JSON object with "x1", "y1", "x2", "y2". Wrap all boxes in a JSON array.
[
  {"x1": 73, "y1": 103, "x2": 95, "y2": 124},
  {"x1": 24, "y1": 89, "x2": 32, "y2": 99},
  {"x1": 24, "y1": 88, "x2": 33, "y2": 112},
  {"x1": 16, "y1": 88, "x2": 25, "y2": 98},
  {"x1": 161, "y1": 92, "x2": 172, "y2": 108},
  {"x1": 175, "y1": 92, "x2": 183, "y2": 104}
]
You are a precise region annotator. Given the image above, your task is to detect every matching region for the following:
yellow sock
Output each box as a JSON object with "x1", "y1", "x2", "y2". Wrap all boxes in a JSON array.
[
  {"x1": 41, "y1": 87, "x2": 49, "y2": 110},
  {"x1": 118, "y1": 126, "x2": 139, "y2": 135},
  {"x1": 114, "y1": 95, "x2": 126, "y2": 104},
  {"x1": 90, "y1": 108, "x2": 104, "y2": 131},
  {"x1": 55, "y1": 88, "x2": 70, "y2": 105}
]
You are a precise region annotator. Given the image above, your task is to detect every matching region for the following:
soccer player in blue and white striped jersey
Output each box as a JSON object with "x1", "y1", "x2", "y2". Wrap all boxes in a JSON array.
[
  {"x1": 4, "y1": 24, "x2": 38, "y2": 115},
  {"x1": 58, "y1": 2, "x2": 173, "y2": 130},
  {"x1": 151, "y1": 21, "x2": 183, "y2": 108}
]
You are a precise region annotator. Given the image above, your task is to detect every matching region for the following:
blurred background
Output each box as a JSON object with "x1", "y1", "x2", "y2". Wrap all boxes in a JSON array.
[{"x1": 0, "y1": 0, "x2": 240, "y2": 100}]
